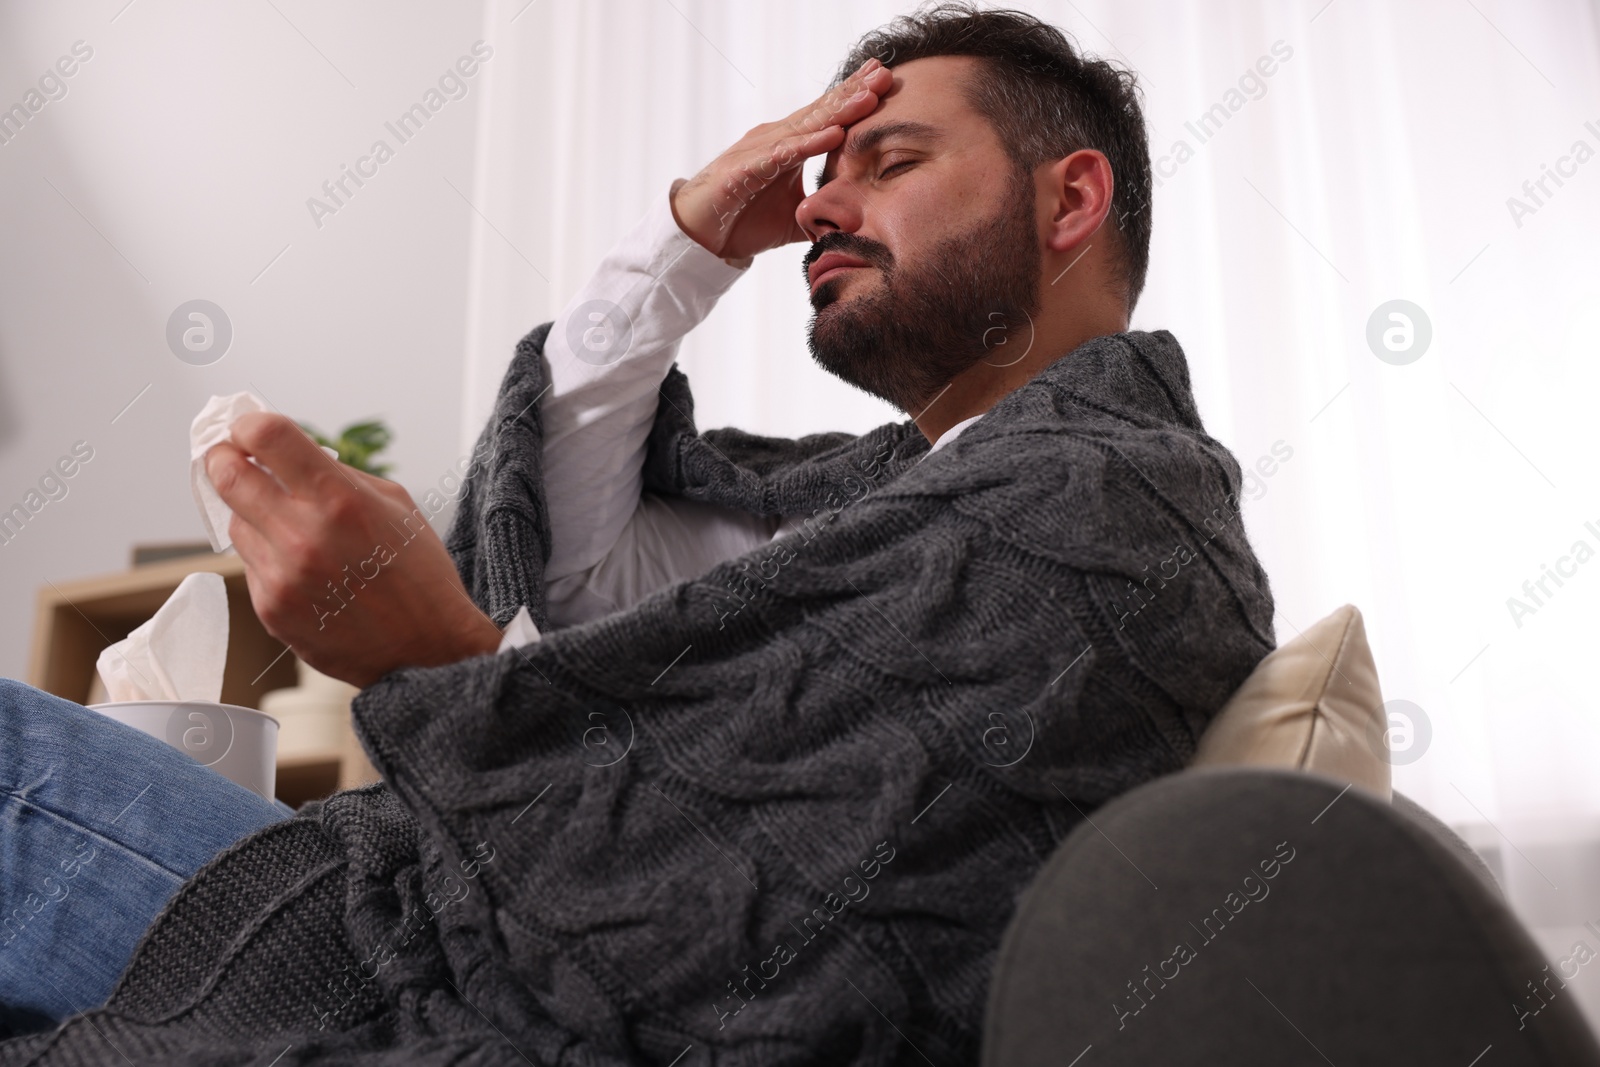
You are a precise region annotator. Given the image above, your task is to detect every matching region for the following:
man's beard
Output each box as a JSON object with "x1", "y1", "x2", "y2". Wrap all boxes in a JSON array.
[{"x1": 803, "y1": 170, "x2": 1042, "y2": 413}]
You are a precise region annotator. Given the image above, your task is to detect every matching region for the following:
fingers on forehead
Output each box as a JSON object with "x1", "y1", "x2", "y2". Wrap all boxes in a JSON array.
[{"x1": 810, "y1": 65, "x2": 875, "y2": 122}]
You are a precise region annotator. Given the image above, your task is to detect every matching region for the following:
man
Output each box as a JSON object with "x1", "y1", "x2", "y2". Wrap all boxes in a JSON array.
[{"x1": 0, "y1": 4, "x2": 1274, "y2": 1063}]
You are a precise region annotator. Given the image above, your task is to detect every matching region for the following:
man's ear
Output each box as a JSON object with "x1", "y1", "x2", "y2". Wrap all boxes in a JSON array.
[{"x1": 1044, "y1": 148, "x2": 1115, "y2": 255}]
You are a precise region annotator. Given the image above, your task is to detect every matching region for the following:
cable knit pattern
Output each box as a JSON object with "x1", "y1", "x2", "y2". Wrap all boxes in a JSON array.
[{"x1": 0, "y1": 324, "x2": 1273, "y2": 1065}]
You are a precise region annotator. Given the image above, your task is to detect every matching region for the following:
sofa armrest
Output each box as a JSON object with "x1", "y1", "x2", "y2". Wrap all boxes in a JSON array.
[
  {"x1": 983, "y1": 767, "x2": 1599, "y2": 1066},
  {"x1": 1391, "y1": 788, "x2": 1504, "y2": 900}
]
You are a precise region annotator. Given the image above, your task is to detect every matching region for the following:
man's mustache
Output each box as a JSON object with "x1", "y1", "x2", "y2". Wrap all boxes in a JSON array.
[{"x1": 802, "y1": 234, "x2": 892, "y2": 283}]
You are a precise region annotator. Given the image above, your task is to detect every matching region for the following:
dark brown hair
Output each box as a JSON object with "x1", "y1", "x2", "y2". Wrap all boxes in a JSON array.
[{"x1": 834, "y1": 2, "x2": 1153, "y2": 309}]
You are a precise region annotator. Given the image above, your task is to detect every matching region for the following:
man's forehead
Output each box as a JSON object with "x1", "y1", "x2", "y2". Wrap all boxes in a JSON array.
[{"x1": 813, "y1": 55, "x2": 979, "y2": 190}]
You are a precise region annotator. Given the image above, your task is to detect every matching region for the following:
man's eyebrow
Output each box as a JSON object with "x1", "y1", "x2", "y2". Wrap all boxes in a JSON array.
[{"x1": 815, "y1": 119, "x2": 942, "y2": 190}]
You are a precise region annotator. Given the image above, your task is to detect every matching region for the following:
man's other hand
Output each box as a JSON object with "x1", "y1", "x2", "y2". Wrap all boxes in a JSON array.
[
  {"x1": 671, "y1": 56, "x2": 892, "y2": 261},
  {"x1": 204, "y1": 413, "x2": 503, "y2": 689}
]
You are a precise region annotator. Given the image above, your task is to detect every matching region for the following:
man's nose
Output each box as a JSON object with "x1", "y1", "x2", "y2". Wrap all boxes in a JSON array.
[{"x1": 796, "y1": 180, "x2": 866, "y2": 242}]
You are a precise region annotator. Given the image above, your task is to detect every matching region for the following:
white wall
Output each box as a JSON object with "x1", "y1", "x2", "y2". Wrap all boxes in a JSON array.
[{"x1": 0, "y1": 0, "x2": 489, "y2": 679}]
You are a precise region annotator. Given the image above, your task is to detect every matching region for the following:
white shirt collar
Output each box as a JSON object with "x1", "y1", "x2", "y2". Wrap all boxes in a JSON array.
[{"x1": 924, "y1": 413, "x2": 984, "y2": 457}]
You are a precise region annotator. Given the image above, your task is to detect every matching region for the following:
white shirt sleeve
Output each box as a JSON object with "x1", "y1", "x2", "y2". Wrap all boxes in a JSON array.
[{"x1": 539, "y1": 184, "x2": 783, "y2": 628}]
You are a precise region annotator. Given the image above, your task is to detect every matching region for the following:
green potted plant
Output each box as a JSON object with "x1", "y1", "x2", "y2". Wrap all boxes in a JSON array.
[{"x1": 296, "y1": 419, "x2": 394, "y2": 478}]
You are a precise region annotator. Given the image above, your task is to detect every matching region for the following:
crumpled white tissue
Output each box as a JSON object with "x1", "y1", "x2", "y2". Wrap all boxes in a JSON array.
[
  {"x1": 190, "y1": 391, "x2": 338, "y2": 553},
  {"x1": 95, "y1": 571, "x2": 230, "y2": 703},
  {"x1": 190, "y1": 392, "x2": 268, "y2": 552},
  {"x1": 497, "y1": 604, "x2": 542, "y2": 653}
]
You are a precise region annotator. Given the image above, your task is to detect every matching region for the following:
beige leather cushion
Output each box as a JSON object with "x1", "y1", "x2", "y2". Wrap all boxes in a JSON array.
[{"x1": 1191, "y1": 604, "x2": 1390, "y2": 800}]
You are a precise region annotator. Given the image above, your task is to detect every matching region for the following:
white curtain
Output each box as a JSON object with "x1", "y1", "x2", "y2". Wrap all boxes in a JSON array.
[{"x1": 460, "y1": 0, "x2": 1600, "y2": 834}]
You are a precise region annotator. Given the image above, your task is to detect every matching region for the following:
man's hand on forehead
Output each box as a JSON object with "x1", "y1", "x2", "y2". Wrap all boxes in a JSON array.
[{"x1": 671, "y1": 57, "x2": 892, "y2": 262}]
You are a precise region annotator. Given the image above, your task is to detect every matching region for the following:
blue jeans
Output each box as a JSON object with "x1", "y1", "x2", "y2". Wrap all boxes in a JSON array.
[{"x1": 0, "y1": 678, "x2": 292, "y2": 1036}]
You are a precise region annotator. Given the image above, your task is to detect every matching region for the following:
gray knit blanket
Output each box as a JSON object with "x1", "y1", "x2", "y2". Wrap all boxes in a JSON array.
[{"x1": 0, "y1": 324, "x2": 1274, "y2": 1066}]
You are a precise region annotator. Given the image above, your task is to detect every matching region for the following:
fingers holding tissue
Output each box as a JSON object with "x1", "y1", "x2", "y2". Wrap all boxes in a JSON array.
[
  {"x1": 190, "y1": 392, "x2": 342, "y2": 552},
  {"x1": 194, "y1": 396, "x2": 504, "y2": 689}
]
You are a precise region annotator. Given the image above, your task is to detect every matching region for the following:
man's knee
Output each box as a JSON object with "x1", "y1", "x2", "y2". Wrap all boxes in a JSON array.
[
  {"x1": 0, "y1": 677, "x2": 87, "y2": 729},
  {"x1": 0, "y1": 676, "x2": 39, "y2": 703}
]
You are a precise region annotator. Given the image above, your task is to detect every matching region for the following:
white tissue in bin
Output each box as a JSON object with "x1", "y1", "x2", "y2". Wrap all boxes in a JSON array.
[
  {"x1": 189, "y1": 390, "x2": 341, "y2": 554},
  {"x1": 95, "y1": 571, "x2": 229, "y2": 704}
]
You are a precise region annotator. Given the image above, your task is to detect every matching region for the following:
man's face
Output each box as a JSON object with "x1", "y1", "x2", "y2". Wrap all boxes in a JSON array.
[{"x1": 799, "y1": 55, "x2": 1043, "y2": 413}]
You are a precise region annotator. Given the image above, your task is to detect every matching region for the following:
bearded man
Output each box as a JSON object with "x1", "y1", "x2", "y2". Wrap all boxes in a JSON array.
[{"x1": 0, "y1": 5, "x2": 1274, "y2": 1063}]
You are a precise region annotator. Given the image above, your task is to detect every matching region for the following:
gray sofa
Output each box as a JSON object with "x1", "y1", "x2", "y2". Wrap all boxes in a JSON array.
[
  {"x1": 983, "y1": 606, "x2": 1600, "y2": 1065},
  {"x1": 983, "y1": 767, "x2": 1600, "y2": 1065}
]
